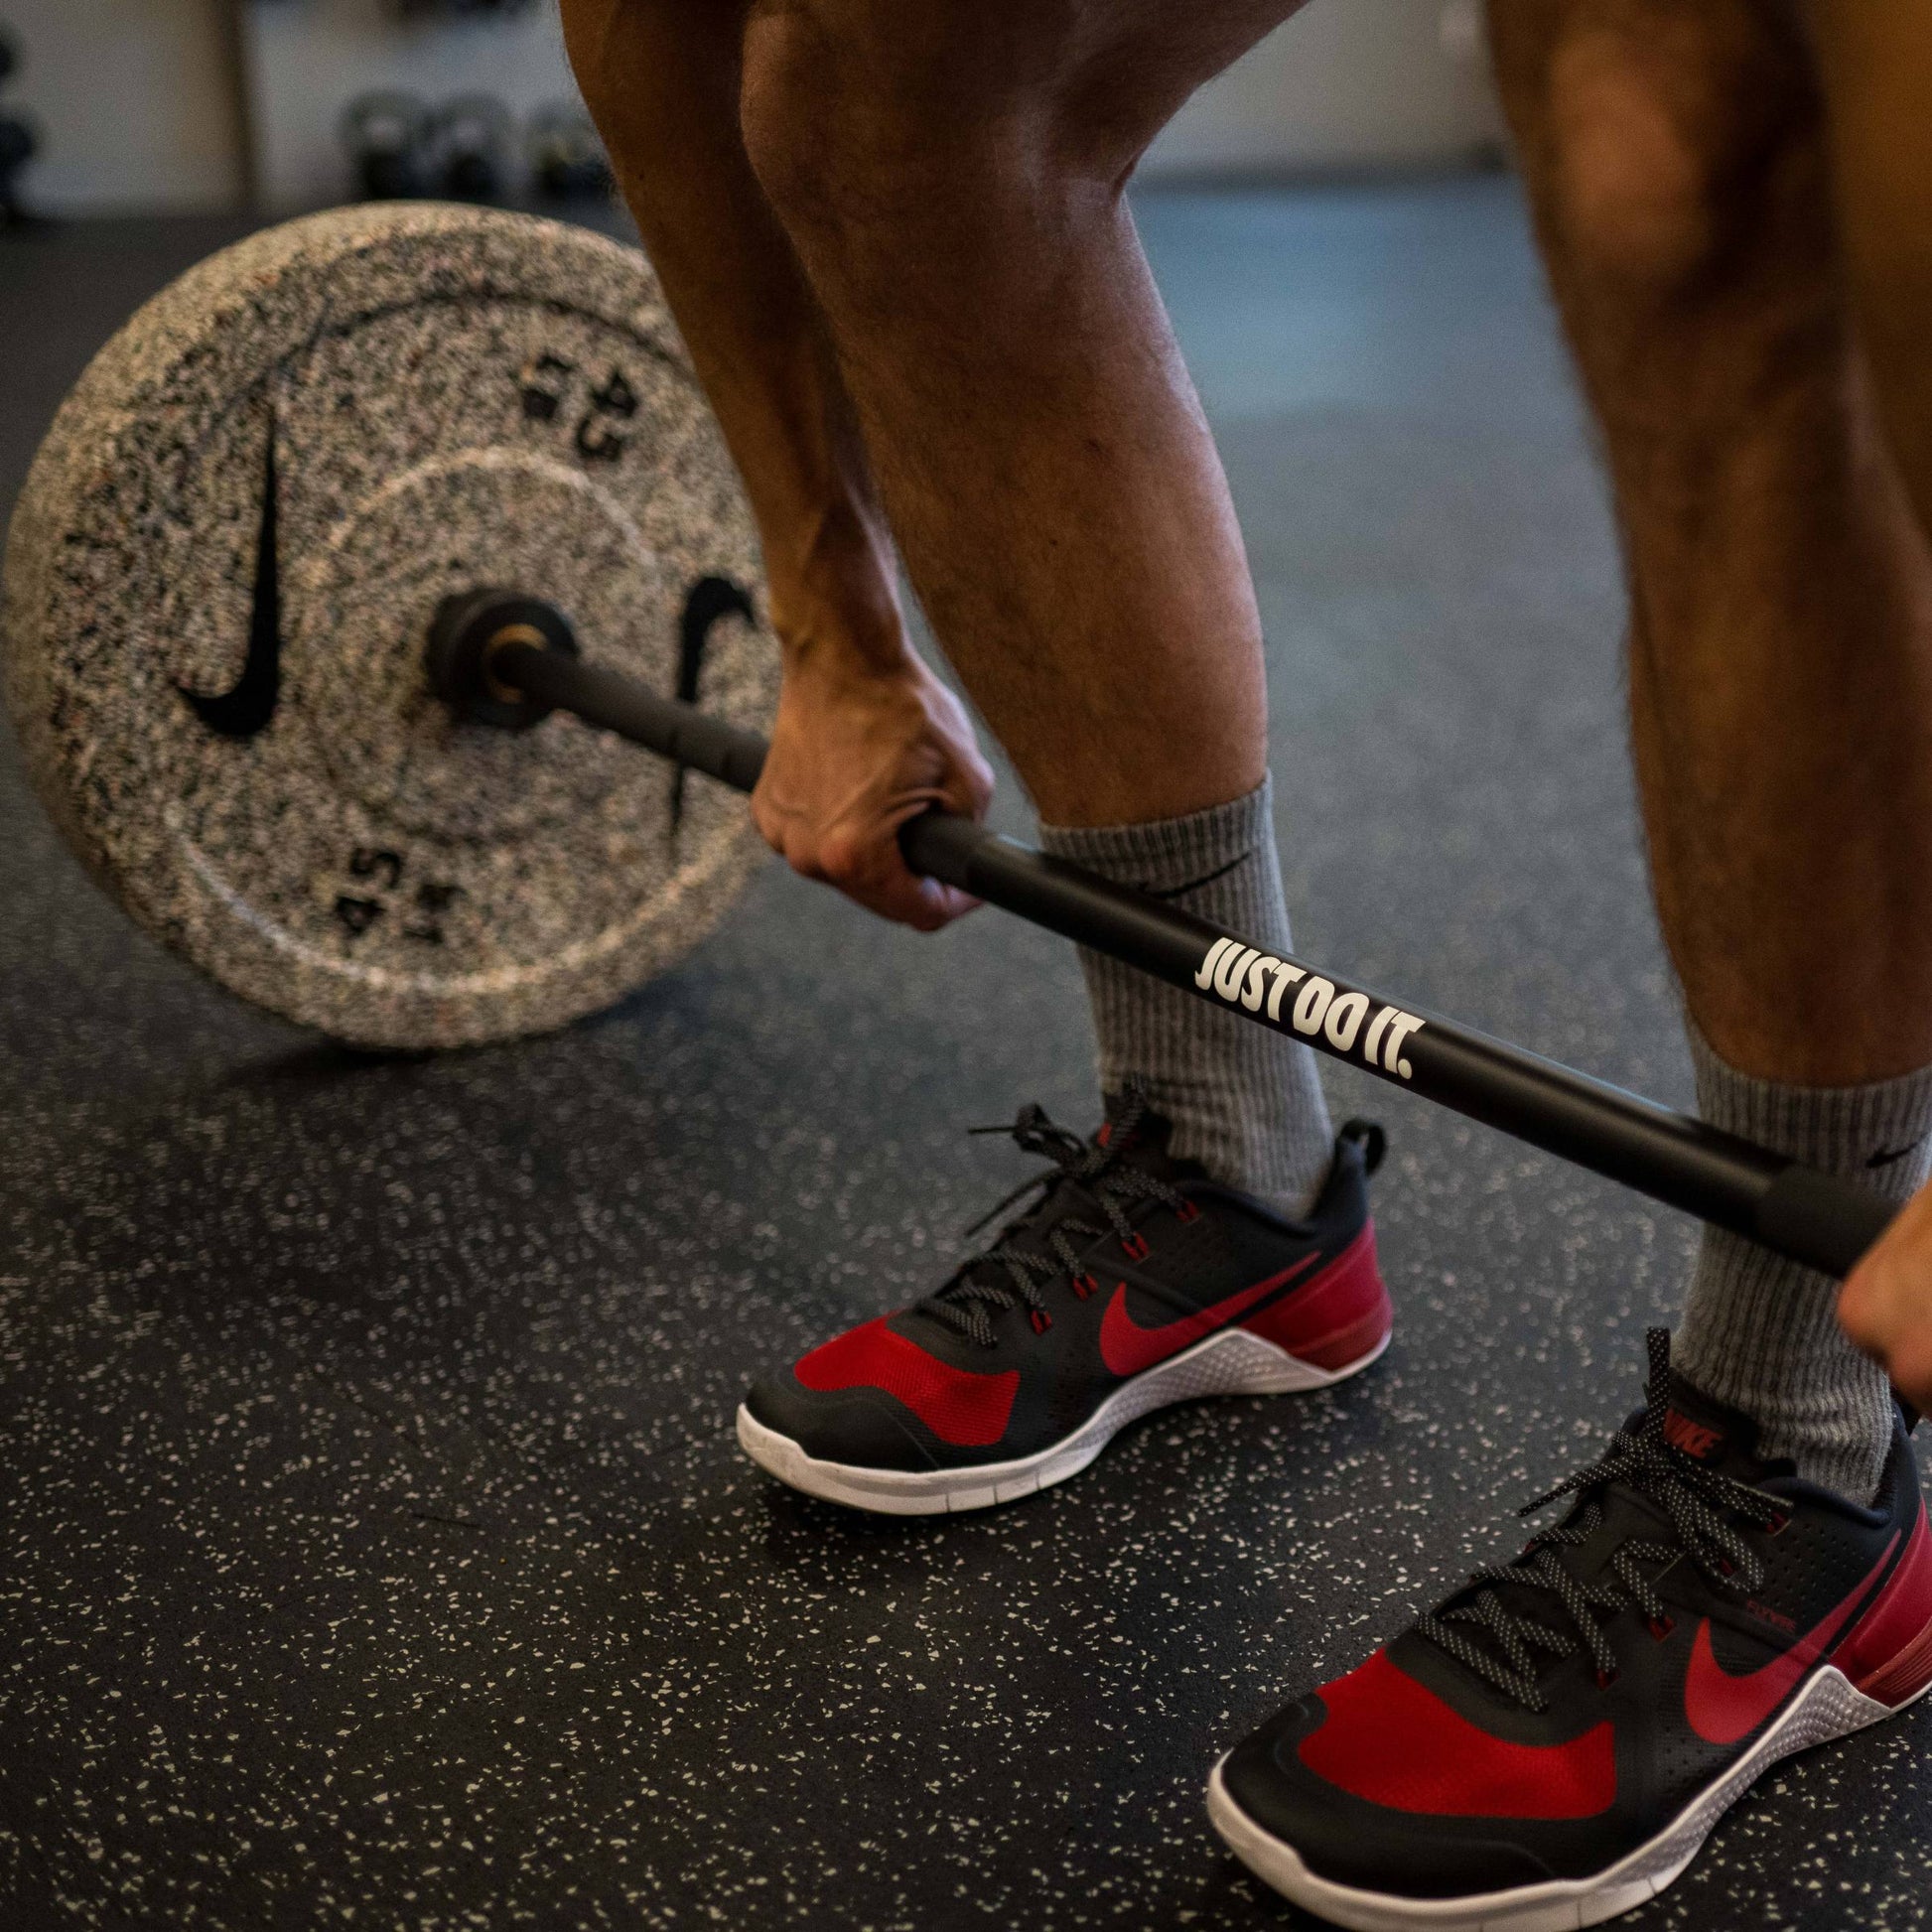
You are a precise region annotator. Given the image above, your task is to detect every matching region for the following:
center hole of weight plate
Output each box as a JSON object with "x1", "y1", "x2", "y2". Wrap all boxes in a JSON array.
[
  {"x1": 483, "y1": 622, "x2": 554, "y2": 707},
  {"x1": 426, "y1": 586, "x2": 582, "y2": 733}
]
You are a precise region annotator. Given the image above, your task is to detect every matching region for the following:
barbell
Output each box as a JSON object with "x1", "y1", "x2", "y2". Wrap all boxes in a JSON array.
[{"x1": 0, "y1": 204, "x2": 1897, "y2": 1279}]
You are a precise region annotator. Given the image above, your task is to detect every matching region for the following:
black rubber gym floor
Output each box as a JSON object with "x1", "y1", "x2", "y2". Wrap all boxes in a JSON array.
[{"x1": 3, "y1": 181, "x2": 1928, "y2": 1929}]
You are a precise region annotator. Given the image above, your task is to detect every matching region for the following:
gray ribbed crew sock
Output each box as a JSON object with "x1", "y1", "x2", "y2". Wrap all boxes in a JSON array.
[
  {"x1": 1675, "y1": 1024, "x2": 1932, "y2": 1504},
  {"x1": 1037, "y1": 777, "x2": 1334, "y2": 1216}
]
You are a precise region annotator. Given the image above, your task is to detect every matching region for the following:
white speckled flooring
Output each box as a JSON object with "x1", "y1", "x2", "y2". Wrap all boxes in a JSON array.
[{"x1": 2, "y1": 180, "x2": 1926, "y2": 1929}]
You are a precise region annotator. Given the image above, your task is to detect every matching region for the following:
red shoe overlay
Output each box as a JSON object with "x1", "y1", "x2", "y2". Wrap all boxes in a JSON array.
[
  {"x1": 1098, "y1": 1254, "x2": 1317, "y2": 1378},
  {"x1": 793, "y1": 1319, "x2": 1021, "y2": 1448},
  {"x1": 1683, "y1": 1532, "x2": 1898, "y2": 1745},
  {"x1": 1298, "y1": 1649, "x2": 1616, "y2": 1820},
  {"x1": 1240, "y1": 1223, "x2": 1392, "y2": 1371},
  {"x1": 1837, "y1": 1503, "x2": 1932, "y2": 1706}
]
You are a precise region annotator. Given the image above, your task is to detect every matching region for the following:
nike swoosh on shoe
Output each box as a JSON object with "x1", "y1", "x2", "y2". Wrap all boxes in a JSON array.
[
  {"x1": 1683, "y1": 1530, "x2": 1899, "y2": 1744},
  {"x1": 1099, "y1": 1253, "x2": 1317, "y2": 1378}
]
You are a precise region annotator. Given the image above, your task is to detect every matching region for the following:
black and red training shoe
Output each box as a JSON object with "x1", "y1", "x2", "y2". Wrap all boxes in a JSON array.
[
  {"x1": 1208, "y1": 1328, "x2": 1932, "y2": 1931},
  {"x1": 736, "y1": 1089, "x2": 1392, "y2": 1515}
]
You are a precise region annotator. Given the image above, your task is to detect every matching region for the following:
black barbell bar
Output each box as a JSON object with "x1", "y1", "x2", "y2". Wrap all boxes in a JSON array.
[{"x1": 460, "y1": 621, "x2": 1896, "y2": 1281}]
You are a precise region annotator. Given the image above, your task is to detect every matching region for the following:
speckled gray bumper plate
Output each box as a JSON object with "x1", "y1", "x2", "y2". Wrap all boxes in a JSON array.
[{"x1": 2, "y1": 203, "x2": 776, "y2": 1048}]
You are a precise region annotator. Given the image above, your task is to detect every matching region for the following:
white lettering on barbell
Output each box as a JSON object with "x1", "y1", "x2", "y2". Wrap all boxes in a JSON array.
[
  {"x1": 1214, "y1": 944, "x2": 1261, "y2": 1002},
  {"x1": 1266, "y1": 962, "x2": 1306, "y2": 1022},
  {"x1": 1363, "y1": 1003, "x2": 1395, "y2": 1066},
  {"x1": 1194, "y1": 936, "x2": 1233, "y2": 990},
  {"x1": 1292, "y1": 976, "x2": 1335, "y2": 1035},
  {"x1": 1324, "y1": 990, "x2": 1370, "y2": 1052},
  {"x1": 1195, "y1": 944, "x2": 1422, "y2": 1076},
  {"x1": 1242, "y1": 954, "x2": 1282, "y2": 1012},
  {"x1": 1382, "y1": 1013, "x2": 1426, "y2": 1078}
]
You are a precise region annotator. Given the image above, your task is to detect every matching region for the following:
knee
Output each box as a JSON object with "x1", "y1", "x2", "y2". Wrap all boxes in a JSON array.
[
  {"x1": 740, "y1": 14, "x2": 929, "y2": 242},
  {"x1": 1499, "y1": 17, "x2": 1815, "y2": 314},
  {"x1": 740, "y1": 4, "x2": 1124, "y2": 267},
  {"x1": 1547, "y1": 53, "x2": 1733, "y2": 303}
]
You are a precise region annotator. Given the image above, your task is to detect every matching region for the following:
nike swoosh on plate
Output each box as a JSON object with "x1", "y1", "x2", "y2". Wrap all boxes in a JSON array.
[
  {"x1": 670, "y1": 575, "x2": 756, "y2": 831},
  {"x1": 1684, "y1": 1530, "x2": 1900, "y2": 1745},
  {"x1": 180, "y1": 416, "x2": 283, "y2": 739},
  {"x1": 1099, "y1": 1252, "x2": 1317, "y2": 1378}
]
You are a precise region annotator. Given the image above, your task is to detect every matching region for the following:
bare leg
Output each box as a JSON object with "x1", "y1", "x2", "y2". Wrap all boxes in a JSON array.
[
  {"x1": 1488, "y1": 0, "x2": 1932, "y2": 1088},
  {"x1": 566, "y1": 0, "x2": 1309, "y2": 906},
  {"x1": 567, "y1": 0, "x2": 1333, "y2": 1204},
  {"x1": 1784, "y1": 1, "x2": 1932, "y2": 1405},
  {"x1": 737, "y1": 0, "x2": 1304, "y2": 828},
  {"x1": 741, "y1": 0, "x2": 1340, "y2": 1212},
  {"x1": 1489, "y1": 0, "x2": 1932, "y2": 1497}
]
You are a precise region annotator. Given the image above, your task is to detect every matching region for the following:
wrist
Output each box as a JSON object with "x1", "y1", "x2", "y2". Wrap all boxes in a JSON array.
[
  {"x1": 769, "y1": 581, "x2": 917, "y2": 682},
  {"x1": 764, "y1": 497, "x2": 912, "y2": 678}
]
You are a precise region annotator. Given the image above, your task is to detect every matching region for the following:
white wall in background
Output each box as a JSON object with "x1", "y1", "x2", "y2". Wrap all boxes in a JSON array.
[
  {"x1": 1147, "y1": 0, "x2": 1503, "y2": 177},
  {"x1": 0, "y1": 0, "x2": 1501, "y2": 217},
  {"x1": 248, "y1": 0, "x2": 1499, "y2": 207},
  {"x1": 241, "y1": 0, "x2": 581, "y2": 212},
  {"x1": 1, "y1": 0, "x2": 245, "y2": 213}
]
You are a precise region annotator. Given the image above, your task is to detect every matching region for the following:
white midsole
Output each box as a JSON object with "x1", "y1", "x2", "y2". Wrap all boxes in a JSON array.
[
  {"x1": 1206, "y1": 1661, "x2": 1932, "y2": 1932},
  {"x1": 736, "y1": 1321, "x2": 1390, "y2": 1516}
]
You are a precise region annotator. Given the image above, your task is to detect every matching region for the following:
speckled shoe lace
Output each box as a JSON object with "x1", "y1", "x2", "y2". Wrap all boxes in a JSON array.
[
  {"x1": 921, "y1": 1083, "x2": 1191, "y2": 1348},
  {"x1": 1415, "y1": 1328, "x2": 1788, "y2": 1711}
]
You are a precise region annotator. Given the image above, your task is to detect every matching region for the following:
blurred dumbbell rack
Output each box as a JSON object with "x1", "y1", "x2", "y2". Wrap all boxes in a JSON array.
[{"x1": 237, "y1": 0, "x2": 594, "y2": 211}]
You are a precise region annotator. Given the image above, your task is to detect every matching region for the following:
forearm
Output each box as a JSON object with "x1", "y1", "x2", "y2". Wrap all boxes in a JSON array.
[{"x1": 560, "y1": 0, "x2": 908, "y2": 673}]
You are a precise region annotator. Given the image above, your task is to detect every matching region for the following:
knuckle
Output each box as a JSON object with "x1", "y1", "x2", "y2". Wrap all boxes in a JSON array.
[
  {"x1": 782, "y1": 834, "x2": 825, "y2": 881},
  {"x1": 818, "y1": 831, "x2": 871, "y2": 884}
]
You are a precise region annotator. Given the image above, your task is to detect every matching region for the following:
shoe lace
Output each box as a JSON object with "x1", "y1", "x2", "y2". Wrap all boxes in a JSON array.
[
  {"x1": 1415, "y1": 1328, "x2": 1789, "y2": 1712},
  {"x1": 921, "y1": 1082, "x2": 1189, "y2": 1347}
]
